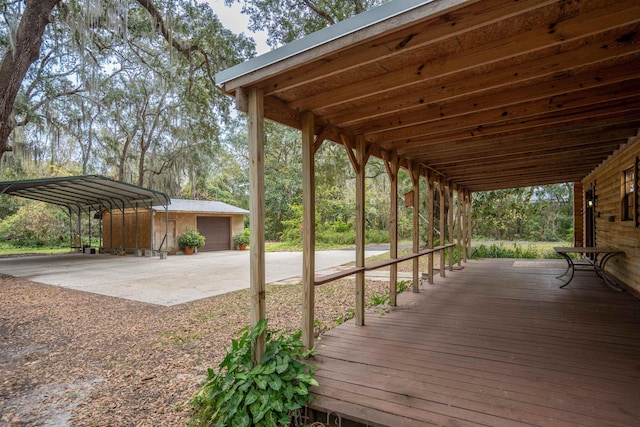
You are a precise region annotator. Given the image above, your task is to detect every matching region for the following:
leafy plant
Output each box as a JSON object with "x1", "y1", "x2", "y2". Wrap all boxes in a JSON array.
[
  {"x1": 178, "y1": 228, "x2": 206, "y2": 249},
  {"x1": 191, "y1": 319, "x2": 318, "y2": 427},
  {"x1": 233, "y1": 228, "x2": 251, "y2": 247},
  {"x1": 396, "y1": 280, "x2": 411, "y2": 294},
  {"x1": 369, "y1": 292, "x2": 389, "y2": 306}
]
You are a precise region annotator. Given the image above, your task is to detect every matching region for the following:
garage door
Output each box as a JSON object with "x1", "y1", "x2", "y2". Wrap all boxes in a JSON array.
[{"x1": 197, "y1": 216, "x2": 231, "y2": 251}]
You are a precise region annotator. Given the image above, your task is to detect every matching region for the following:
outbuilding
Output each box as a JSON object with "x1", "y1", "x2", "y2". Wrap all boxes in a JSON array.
[{"x1": 102, "y1": 199, "x2": 248, "y2": 254}]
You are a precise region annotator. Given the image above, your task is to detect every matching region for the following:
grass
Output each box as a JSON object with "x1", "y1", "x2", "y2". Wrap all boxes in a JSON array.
[
  {"x1": 0, "y1": 245, "x2": 73, "y2": 256},
  {"x1": 470, "y1": 242, "x2": 570, "y2": 259},
  {"x1": 265, "y1": 241, "x2": 355, "y2": 252}
]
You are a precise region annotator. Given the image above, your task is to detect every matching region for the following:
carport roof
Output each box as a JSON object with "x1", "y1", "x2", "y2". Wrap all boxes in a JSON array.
[
  {"x1": 0, "y1": 175, "x2": 170, "y2": 214},
  {"x1": 215, "y1": 0, "x2": 640, "y2": 192}
]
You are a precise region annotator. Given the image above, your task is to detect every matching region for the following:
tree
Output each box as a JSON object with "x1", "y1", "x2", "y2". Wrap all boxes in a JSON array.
[
  {"x1": 227, "y1": 0, "x2": 388, "y2": 47},
  {"x1": 0, "y1": 0, "x2": 254, "y2": 165},
  {"x1": 0, "y1": 0, "x2": 59, "y2": 158}
]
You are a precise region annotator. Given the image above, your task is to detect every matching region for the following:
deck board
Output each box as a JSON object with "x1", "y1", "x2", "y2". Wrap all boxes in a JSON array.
[{"x1": 309, "y1": 259, "x2": 640, "y2": 426}]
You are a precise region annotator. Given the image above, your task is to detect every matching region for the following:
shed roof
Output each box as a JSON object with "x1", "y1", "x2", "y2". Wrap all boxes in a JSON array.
[
  {"x1": 216, "y1": 0, "x2": 640, "y2": 192},
  {"x1": 0, "y1": 175, "x2": 170, "y2": 214},
  {"x1": 160, "y1": 199, "x2": 248, "y2": 214}
]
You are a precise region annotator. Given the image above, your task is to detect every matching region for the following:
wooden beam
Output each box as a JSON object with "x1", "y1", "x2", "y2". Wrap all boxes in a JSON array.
[
  {"x1": 389, "y1": 106, "x2": 640, "y2": 154},
  {"x1": 248, "y1": 87, "x2": 266, "y2": 363},
  {"x1": 573, "y1": 181, "x2": 584, "y2": 248},
  {"x1": 457, "y1": 187, "x2": 463, "y2": 268},
  {"x1": 368, "y1": 80, "x2": 640, "y2": 144},
  {"x1": 382, "y1": 150, "x2": 400, "y2": 305},
  {"x1": 437, "y1": 149, "x2": 620, "y2": 176},
  {"x1": 301, "y1": 111, "x2": 316, "y2": 350},
  {"x1": 447, "y1": 183, "x2": 454, "y2": 271},
  {"x1": 466, "y1": 190, "x2": 472, "y2": 261},
  {"x1": 235, "y1": 87, "x2": 248, "y2": 113},
  {"x1": 341, "y1": 134, "x2": 360, "y2": 174},
  {"x1": 410, "y1": 161, "x2": 421, "y2": 293},
  {"x1": 322, "y1": 31, "x2": 640, "y2": 125},
  {"x1": 260, "y1": 0, "x2": 557, "y2": 97},
  {"x1": 355, "y1": 135, "x2": 367, "y2": 326},
  {"x1": 313, "y1": 127, "x2": 329, "y2": 154},
  {"x1": 290, "y1": 0, "x2": 639, "y2": 112},
  {"x1": 354, "y1": 59, "x2": 640, "y2": 137},
  {"x1": 427, "y1": 172, "x2": 435, "y2": 284},
  {"x1": 438, "y1": 179, "x2": 446, "y2": 278},
  {"x1": 408, "y1": 131, "x2": 635, "y2": 163}
]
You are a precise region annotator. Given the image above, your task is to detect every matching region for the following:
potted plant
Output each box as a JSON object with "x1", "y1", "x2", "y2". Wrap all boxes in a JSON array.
[
  {"x1": 233, "y1": 228, "x2": 250, "y2": 250},
  {"x1": 177, "y1": 228, "x2": 205, "y2": 255}
]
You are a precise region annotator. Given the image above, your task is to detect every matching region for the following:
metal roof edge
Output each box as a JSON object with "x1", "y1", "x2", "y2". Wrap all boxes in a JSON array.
[
  {"x1": 90, "y1": 175, "x2": 172, "y2": 206},
  {"x1": 214, "y1": 0, "x2": 433, "y2": 86},
  {"x1": 0, "y1": 175, "x2": 171, "y2": 207}
]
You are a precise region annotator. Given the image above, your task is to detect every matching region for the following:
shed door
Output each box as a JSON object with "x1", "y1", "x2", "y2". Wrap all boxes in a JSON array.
[{"x1": 197, "y1": 216, "x2": 231, "y2": 251}]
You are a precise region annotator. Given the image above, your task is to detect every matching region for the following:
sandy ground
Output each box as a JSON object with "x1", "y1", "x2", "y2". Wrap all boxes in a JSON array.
[{"x1": 0, "y1": 273, "x2": 394, "y2": 426}]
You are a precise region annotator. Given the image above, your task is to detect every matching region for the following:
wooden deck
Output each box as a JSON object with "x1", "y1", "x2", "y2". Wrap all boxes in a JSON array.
[{"x1": 309, "y1": 259, "x2": 640, "y2": 427}]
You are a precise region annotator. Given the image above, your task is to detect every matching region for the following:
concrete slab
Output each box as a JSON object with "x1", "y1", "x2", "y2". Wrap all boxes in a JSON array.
[{"x1": 0, "y1": 249, "x2": 388, "y2": 306}]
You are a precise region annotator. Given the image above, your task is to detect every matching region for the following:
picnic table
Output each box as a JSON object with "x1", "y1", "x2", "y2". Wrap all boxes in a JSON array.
[{"x1": 554, "y1": 247, "x2": 624, "y2": 291}]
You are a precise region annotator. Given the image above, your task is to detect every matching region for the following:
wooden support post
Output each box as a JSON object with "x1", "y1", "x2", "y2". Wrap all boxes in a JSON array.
[
  {"x1": 447, "y1": 183, "x2": 454, "y2": 271},
  {"x1": 427, "y1": 173, "x2": 435, "y2": 284},
  {"x1": 382, "y1": 151, "x2": 399, "y2": 306},
  {"x1": 248, "y1": 87, "x2": 266, "y2": 363},
  {"x1": 573, "y1": 182, "x2": 584, "y2": 247},
  {"x1": 457, "y1": 187, "x2": 463, "y2": 268},
  {"x1": 438, "y1": 180, "x2": 446, "y2": 278},
  {"x1": 410, "y1": 163, "x2": 420, "y2": 293},
  {"x1": 355, "y1": 135, "x2": 368, "y2": 326},
  {"x1": 466, "y1": 191, "x2": 472, "y2": 261},
  {"x1": 301, "y1": 111, "x2": 316, "y2": 350}
]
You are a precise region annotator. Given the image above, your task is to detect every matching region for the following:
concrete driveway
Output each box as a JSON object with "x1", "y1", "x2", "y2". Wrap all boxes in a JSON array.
[{"x1": 0, "y1": 249, "x2": 387, "y2": 306}]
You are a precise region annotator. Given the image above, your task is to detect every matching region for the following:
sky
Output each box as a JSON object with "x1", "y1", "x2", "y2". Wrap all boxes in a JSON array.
[{"x1": 204, "y1": 0, "x2": 271, "y2": 55}]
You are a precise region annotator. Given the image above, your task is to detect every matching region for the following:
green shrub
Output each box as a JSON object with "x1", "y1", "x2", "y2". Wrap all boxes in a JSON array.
[
  {"x1": 178, "y1": 228, "x2": 206, "y2": 249},
  {"x1": 0, "y1": 202, "x2": 68, "y2": 246},
  {"x1": 191, "y1": 320, "x2": 317, "y2": 427},
  {"x1": 234, "y1": 228, "x2": 251, "y2": 247},
  {"x1": 471, "y1": 243, "x2": 538, "y2": 259}
]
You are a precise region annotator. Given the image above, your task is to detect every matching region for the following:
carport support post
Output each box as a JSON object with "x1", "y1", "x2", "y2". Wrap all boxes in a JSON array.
[
  {"x1": 149, "y1": 205, "x2": 154, "y2": 256},
  {"x1": 76, "y1": 210, "x2": 82, "y2": 251},
  {"x1": 382, "y1": 150, "x2": 399, "y2": 306},
  {"x1": 301, "y1": 111, "x2": 315, "y2": 350},
  {"x1": 409, "y1": 163, "x2": 420, "y2": 293},
  {"x1": 120, "y1": 205, "x2": 125, "y2": 253},
  {"x1": 135, "y1": 203, "x2": 140, "y2": 256},
  {"x1": 439, "y1": 179, "x2": 446, "y2": 278},
  {"x1": 248, "y1": 87, "x2": 266, "y2": 363}
]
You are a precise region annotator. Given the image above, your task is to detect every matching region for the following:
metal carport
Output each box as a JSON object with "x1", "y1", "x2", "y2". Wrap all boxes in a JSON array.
[{"x1": 0, "y1": 175, "x2": 171, "y2": 258}]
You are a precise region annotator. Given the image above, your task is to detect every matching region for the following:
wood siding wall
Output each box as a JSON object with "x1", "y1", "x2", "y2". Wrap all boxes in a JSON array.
[
  {"x1": 584, "y1": 136, "x2": 640, "y2": 293},
  {"x1": 102, "y1": 210, "x2": 152, "y2": 252}
]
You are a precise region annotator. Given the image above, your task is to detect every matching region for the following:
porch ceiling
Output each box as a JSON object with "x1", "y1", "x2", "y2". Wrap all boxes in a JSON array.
[{"x1": 216, "y1": 0, "x2": 640, "y2": 192}]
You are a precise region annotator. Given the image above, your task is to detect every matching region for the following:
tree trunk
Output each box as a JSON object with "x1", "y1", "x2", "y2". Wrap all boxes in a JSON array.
[{"x1": 0, "y1": 0, "x2": 60, "y2": 158}]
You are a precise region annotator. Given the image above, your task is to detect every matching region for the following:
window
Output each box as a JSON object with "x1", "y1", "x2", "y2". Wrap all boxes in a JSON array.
[{"x1": 621, "y1": 166, "x2": 635, "y2": 221}]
